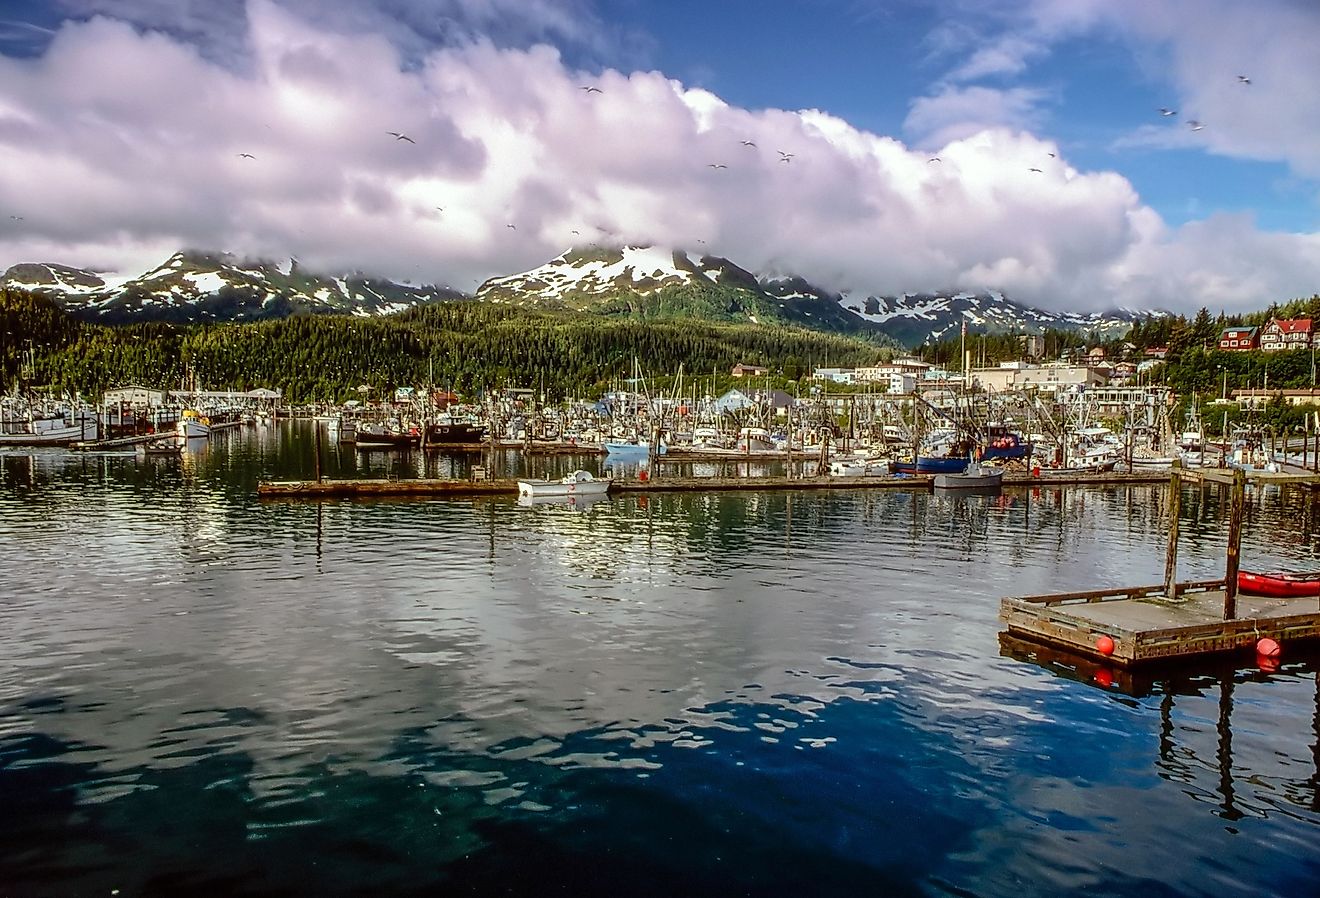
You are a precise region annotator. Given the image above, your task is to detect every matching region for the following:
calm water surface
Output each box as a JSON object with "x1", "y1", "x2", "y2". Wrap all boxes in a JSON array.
[{"x1": 2, "y1": 423, "x2": 1319, "y2": 896}]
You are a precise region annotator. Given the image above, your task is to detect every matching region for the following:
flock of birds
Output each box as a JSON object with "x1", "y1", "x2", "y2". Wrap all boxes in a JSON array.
[{"x1": 5, "y1": 73, "x2": 1260, "y2": 248}]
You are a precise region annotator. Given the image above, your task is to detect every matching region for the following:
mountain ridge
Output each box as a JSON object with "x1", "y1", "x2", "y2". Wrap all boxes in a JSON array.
[{"x1": 4, "y1": 246, "x2": 1159, "y2": 346}]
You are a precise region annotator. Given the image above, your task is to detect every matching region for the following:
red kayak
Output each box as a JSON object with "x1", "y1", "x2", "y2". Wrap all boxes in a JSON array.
[{"x1": 1238, "y1": 570, "x2": 1320, "y2": 598}]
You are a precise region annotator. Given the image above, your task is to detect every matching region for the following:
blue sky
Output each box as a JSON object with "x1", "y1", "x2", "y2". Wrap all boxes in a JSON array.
[{"x1": 0, "y1": 0, "x2": 1317, "y2": 312}]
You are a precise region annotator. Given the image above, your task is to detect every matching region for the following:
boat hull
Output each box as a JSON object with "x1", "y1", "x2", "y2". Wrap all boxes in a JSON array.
[
  {"x1": 1238, "y1": 570, "x2": 1320, "y2": 598},
  {"x1": 517, "y1": 470, "x2": 612, "y2": 498},
  {"x1": 916, "y1": 456, "x2": 970, "y2": 474}
]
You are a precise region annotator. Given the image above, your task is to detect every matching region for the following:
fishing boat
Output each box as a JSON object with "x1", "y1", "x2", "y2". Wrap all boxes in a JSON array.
[
  {"x1": 933, "y1": 460, "x2": 1004, "y2": 490},
  {"x1": 1237, "y1": 570, "x2": 1320, "y2": 598},
  {"x1": 137, "y1": 438, "x2": 183, "y2": 457},
  {"x1": 517, "y1": 469, "x2": 612, "y2": 499},
  {"x1": 425, "y1": 417, "x2": 486, "y2": 445},
  {"x1": 176, "y1": 409, "x2": 211, "y2": 439},
  {"x1": 355, "y1": 421, "x2": 421, "y2": 449}
]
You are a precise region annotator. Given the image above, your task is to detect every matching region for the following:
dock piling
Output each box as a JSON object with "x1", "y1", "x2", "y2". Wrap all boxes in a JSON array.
[
  {"x1": 1223, "y1": 467, "x2": 1246, "y2": 620},
  {"x1": 1164, "y1": 461, "x2": 1182, "y2": 599}
]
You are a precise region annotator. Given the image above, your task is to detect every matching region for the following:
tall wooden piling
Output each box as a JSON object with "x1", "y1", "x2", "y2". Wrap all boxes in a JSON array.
[
  {"x1": 1223, "y1": 467, "x2": 1246, "y2": 620},
  {"x1": 313, "y1": 421, "x2": 323, "y2": 483},
  {"x1": 1164, "y1": 461, "x2": 1182, "y2": 599}
]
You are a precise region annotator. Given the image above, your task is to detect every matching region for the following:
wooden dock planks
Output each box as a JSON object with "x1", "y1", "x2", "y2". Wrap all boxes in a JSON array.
[{"x1": 1000, "y1": 581, "x2": 1320, "y2": 665}]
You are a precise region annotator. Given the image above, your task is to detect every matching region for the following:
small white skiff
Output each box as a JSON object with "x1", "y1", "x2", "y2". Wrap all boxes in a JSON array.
[{"x1": 517, "y1": 470, "x2": 612, "y2": 499}]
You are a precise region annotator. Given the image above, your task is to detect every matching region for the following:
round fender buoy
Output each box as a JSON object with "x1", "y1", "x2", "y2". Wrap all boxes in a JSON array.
[
  {"x1": 1095, "y1": 635, "x2": 1116, "y2": 656},
  {"x1": 1256, "y1": 637, "x2": 1281, "y2": 659}
]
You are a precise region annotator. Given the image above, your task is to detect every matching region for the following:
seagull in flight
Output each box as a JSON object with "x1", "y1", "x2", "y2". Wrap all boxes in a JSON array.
[
  {"x1": 571, "y1": 229, "x2": 580, "y2": 235},
  {"x1": 1047, "y1": 152, "x2": 1056, "y2": 158},
  {"x1": 777, "y1": 151, "x2": 795, "y2": 160},
  {"x1": 388, "y1": 131, "x2": 415, "y2": 143},
  {"x1": 1237, "y1": 75, "x2": 1251, "y2": 85},
  {"x1": 506, "y1": 223, "x2": 517, "y2": 230},
  {"x1": 1187, "y1": 120, "x2": 1205, "y2": 131},
  {"x1": 237, "y1": 152, "x2": 255, "y2": 159},
  {"x1": 1158, "y1": 107, "x2": 1177, "y2": 117},
  {"x1": 707, "y1": 163, "x2": 728, "y2": 169},
  {"x1": 580, "y1": 86, "x2": 602, "y2": 94},
  {"x1": 927, "y1": 156, "x2": 941, "y2": 163},
  {"x1": 8, "y1": 215, "x2": 22, "y2": 220},
  {"x1": 1028, "y1": 167, "x2": 1042, "y2": 173},
  {"x1": 740, "y1": 140, "x2": 757, "y2": 147}
]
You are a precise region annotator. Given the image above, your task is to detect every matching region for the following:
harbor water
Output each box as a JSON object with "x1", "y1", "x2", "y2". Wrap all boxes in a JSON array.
[{"x1": 2, "y1": 422, "x2": 1319, "y2": 896}]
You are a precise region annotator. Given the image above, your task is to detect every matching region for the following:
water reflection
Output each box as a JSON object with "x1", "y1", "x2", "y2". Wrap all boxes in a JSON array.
[{"x1": 2, "y1": 423, "x2": 1320, "y2": 895}]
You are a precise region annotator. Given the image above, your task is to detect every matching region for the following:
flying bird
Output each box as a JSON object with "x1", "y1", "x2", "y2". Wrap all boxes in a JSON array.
[
  {"x1": 1158, "y1": 107, "x2": 1177, "y2": 116},
  {"x1": 777, "y1": 151, "x2": 795, "y2": 160},
  {"x1": 1047, "y1": 152, "x2": 1056, "y2": 158},
  {"x1": 571, "y1": 229, "x2": 580, "y2": 235},
  {"x1": 506, "y1": 223, "x2": 517, "y2": 230},
  {"x1": 237, "y1": 153, "x2": 255, "y2": 159},
  {"x1": 1028, "y1": 167, "x2": 1042, "y2": 172},
  {"x1": 927, "y1": 157, "x2": 941, "y2": 163},
  {"x1": 779, "y1": 156, "x2": 793, "y2": 163},
  {"x1": 1237, "y1": 75, "x2": 1251, "y2": 84},
  {"x1": 387, "y1": 131, "x2": 415, "y2": 143},
  {"x1": 707, "y1": 163, "x2": 728, "y2": 169},
  {"x1": 1187, "y1": 120, "x2": 1205, "y2": 131},
  {"x1": 580, "y1": 86, "x2": 602, "y2": 94},
  {"x1": 740, "y1": 140, "x2": 757, "y2": 147},
  {"x1": 8, "y1": 215, "x2": 22, "y2": 220}
]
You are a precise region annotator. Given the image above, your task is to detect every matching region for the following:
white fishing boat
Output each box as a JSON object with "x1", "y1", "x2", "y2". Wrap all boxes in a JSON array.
[
  {"x1": 828, "y1": 456, "x2": 891, "y2": 477},
  {"x1": 517, "y1": 469, "x2": 612, "y2": 499},
  {"x1": 933, "y1": 460, "x2": 1005, "y2": 490},
  {"x1": 176, "y1": 409, "x2": 211, "y2": 439}
]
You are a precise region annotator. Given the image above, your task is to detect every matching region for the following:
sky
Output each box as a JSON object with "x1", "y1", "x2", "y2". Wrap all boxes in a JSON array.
[{"x1": 0, "y1": 0, "x2": 1318, "y2": 313}]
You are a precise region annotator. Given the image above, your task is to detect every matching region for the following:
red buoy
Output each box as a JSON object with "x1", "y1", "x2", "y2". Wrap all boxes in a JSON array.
[
  {"x1": 1093, "y1": 668, "x2": 1114, "y2": 688},
  {"x1": 1095, "y1": 635, "x2": 1115, "y2": 656},
  {"x1": 1256, "y1": 637, "x2": 1281, "y2": 659}
]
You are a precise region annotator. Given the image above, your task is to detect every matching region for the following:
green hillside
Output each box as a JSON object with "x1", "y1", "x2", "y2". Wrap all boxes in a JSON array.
[{"x1": 1, "y1": 287, "x2": 893, "y2": 403}]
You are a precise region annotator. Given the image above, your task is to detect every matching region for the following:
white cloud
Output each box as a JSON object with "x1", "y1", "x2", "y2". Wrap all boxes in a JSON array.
[
  {"x1": 0, "y1": 0, "x2": 1318, "y2": 313},
  {"x1": 904, "y1": 85, "x2": 1051, "y2": 148}
]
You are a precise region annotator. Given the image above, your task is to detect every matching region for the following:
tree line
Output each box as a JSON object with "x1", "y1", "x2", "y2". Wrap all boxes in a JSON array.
[{"x1": 0, "y1": 288, "x2": 892, "y2": 402}]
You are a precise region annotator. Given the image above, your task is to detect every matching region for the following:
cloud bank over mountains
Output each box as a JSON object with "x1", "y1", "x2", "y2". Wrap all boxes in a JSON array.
[{"x1": 0, "y1": 0, "x2": 1317, "y2": 314}]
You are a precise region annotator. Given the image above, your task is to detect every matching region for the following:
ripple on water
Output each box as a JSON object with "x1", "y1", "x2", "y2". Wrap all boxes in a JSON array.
[{"x1": 2, "y1": 435, "x2": 1320, "y2": 895}]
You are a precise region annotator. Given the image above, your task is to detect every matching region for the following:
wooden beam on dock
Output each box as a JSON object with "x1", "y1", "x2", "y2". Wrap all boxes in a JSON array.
[
  {"x1": 1164, "y1": 464, "x2": 1181, "y2": 600},
  {"x1": 257, "y1": 469, "x2": 1172, "y2": 500}
]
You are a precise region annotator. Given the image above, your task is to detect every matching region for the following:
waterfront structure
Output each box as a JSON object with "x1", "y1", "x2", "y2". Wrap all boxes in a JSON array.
[
  {"x1": 1231, "y1": 387, "x2": 1320, "y2": 409},
  {"x1": 1260, "y1": 318, "x2": 1312, "y2": 351},
  {"x1": 1218, "y1": 326, "x2": 1259, "y2": 351},
  {"x1": 969, "y1": 362, "x2": 1108, "y2": 393}
]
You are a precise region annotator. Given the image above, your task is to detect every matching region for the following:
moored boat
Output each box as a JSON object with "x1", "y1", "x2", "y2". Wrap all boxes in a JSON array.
[
  {"x1": 1237, "y1": 570, "x2": 1320, "y2": 598},
  {"x1": 933, "y1": 461, "x2": 1004, "y2": 490},
  {"x1": 517, "y1": 469, "x2": 612, "y2": 499},
  {"x1": 176, "y1": 409, "x2": 211, "y2": 439}
]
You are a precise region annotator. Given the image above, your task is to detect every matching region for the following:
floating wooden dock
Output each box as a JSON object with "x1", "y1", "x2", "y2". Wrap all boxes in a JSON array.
[
  {"x1": 1000, "y1": 580, "x2": 1320, "y2": 666},
  {"x1": 256, "y1": 469, "x2": 1169, "y2": 499}
]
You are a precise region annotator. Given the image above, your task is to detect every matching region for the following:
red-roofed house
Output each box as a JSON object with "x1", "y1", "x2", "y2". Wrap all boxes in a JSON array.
[
  {"x1": 1218, "y1": 326, "x2": 1258, "y2": 351},
  {"x1": 1260, "y1": 318, "x2": 1312, "y2": 351}
]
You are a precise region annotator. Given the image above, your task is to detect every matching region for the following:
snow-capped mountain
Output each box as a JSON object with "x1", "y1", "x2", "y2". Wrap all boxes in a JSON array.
[
  {"x1": 834, "y1": 289, "x2": 1152, "y2": 345},
  {"x1": 1, "y1": 251, "x2": 465, "y2": 323},
  {"x1": 3, "y1": 244, "x2": 1156, "y2": 345},
  {"x1": 476, "y1": 246, "x2": 889, "y2": 336}
]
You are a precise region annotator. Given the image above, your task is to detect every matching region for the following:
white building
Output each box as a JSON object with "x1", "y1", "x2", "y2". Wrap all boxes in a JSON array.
[{"x1": 969, "y1": 363, "x2": 1108, "y2": 393}]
